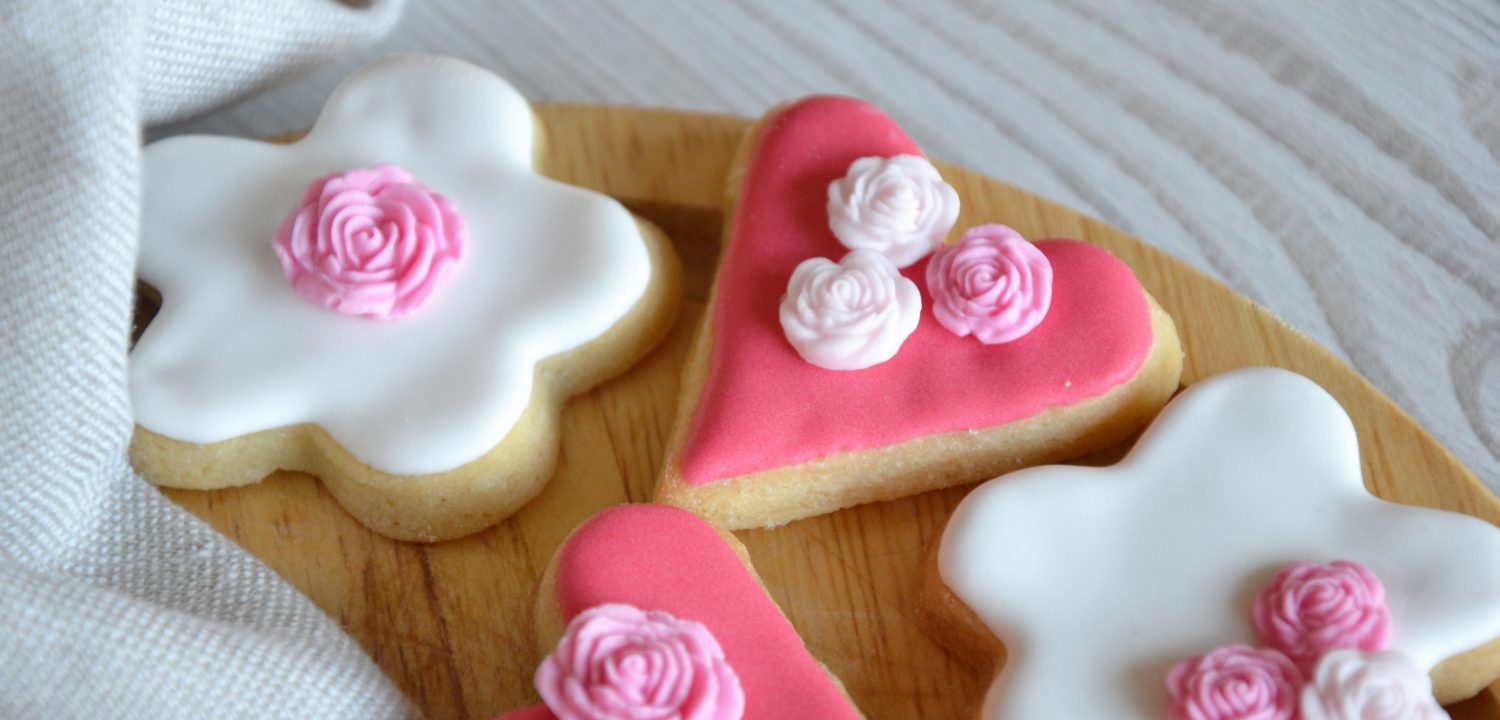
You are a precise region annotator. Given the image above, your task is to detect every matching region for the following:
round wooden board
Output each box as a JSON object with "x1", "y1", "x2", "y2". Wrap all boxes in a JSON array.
[{"x1": 162, "y1": 104, "x2": 1500, "y2": 720}]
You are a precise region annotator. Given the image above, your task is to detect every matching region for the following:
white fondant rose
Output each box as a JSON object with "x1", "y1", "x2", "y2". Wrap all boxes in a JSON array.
[
  {"x1": 779, "y1": 249, "x2": 921, "y2": 370},
  {"x1": 1300, "y1": 649, "x2": 1447, "y2": 720},
  {"x1": 827, "y1": 155, "x2": 959, "y2": 268}
]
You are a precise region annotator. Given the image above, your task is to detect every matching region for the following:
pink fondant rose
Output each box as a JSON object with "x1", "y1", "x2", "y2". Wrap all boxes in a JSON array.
[
  {"x1": 273, "y1": 164, "x2": 466, "y2": 320},
  {"x1": 1166, "y1": 644, "x2": 1302, "y2": 720},
  {"x1": 535, "y1": 603, "x2": 745, "y2": 720},
  {"x1": 1253, "y1": 560, "x2": 1393, "y2": 674},
  {"x1": 925, "y1": 224, "x2": 1052, "y2": 344},
  {"x1": 1300, "y1": 649, "x2": 1447, "y2": 720}
]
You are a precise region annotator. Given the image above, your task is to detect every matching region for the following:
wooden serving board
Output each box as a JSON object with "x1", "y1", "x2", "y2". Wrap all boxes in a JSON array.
[{"x1": 162, "y1": 105, "x2": 1500, "y2": 719}]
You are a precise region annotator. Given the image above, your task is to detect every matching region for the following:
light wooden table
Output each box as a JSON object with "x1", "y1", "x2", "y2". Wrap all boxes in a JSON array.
[{"x1": 157, "y1": 1, "x2": 1500, "y2": 717}]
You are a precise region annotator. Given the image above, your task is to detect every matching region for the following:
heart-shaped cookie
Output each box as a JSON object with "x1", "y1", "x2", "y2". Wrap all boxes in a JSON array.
[
  {"x1": 656, "y1": 96, "x2": 1183, "y2": 529},
  {"x1": 498, "y1": 504, "x2": 863, "y2": 719}
]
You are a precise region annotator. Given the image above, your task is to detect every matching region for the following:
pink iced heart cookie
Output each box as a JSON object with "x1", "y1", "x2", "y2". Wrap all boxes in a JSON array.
[
  {"x1": 655, "y1": 96, "x2": 1183, "y2": 529},
  {"x1": 497, "y1": 504, "x2": 863, "y2": 720}
]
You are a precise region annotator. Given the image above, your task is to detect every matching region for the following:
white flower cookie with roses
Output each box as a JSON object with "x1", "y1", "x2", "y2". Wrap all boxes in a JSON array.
[
  {"x1": 130, "y1": 55, "x2": 681, "y2": 542},
  {"x1": 923, "y1": 368, "x2": 1500, "y2": 718}
]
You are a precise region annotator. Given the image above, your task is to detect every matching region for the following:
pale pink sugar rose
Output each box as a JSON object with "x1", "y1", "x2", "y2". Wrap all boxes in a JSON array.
[
  {"x1": 827, "y1": 154, "x2": 960, "y2": 268},
  {"x1": 1300, "y1": 649, "x2": 1448, "y2": 720},
  {"x1": 925, "y1": 224, "x2": 1052, "y2": 344},
  {"x1": 273, "y1": 164, "x2": 466, "y2": 320},
  {"x1": 535, "y1": 603, "x2": 745, "y2": 720},
  {"x1": 1253, "y1": 560, "x2": 1393, "y2": 675},
  {"x1": 779, "y1": 249, "x2": 922, "y2": 370},
  {"x1": 1166, "y1": 644, "x2": 1303, "y2": 720}
]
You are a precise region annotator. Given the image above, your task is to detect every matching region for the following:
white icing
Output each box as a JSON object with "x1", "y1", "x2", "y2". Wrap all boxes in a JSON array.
[
  {"x1": 131, "y1": 55, "x2": 652, "y2": 475},
  {"x1": 826, "y1": 155, "x2": 958, "y2": 268},
  {"x1": 1301, "y1": 650, "x2": 1448, "y2": 720},
  {"x1": 778, "y1": 249, "x2": 920, "y2": 370},
  {"x1": 938, "y1": 367, "x2": 1500, "y2": 718}
]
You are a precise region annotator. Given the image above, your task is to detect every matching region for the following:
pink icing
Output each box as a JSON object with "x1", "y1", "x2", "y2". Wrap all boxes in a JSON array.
[
  {"x1": 926, "y1": 224, "x2": 1052, "y2": 344},
  {"x1": 1252, "y1": 560, "x2": 1393, "y2": 675},
  {"x1": 1166, "y1": 645, "x2": 1303, "y2": 720},
  {"x1": 273, "y1": 164, "x2": 465, "y2": 320},
  {"x1": 679, "y1": 96, "x2": 1155, "y2": 485},
  {"x1": 523, "y1": 504, "x2": 860, "y2": 720},
  {"x1": 535, "y1": 603, "x2": 744, "y2": 720}
]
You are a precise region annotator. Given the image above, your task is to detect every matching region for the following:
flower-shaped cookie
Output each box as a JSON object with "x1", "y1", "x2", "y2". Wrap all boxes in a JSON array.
[
  {"x1": 935, "y1": 368, "x2": 1500, "y2": 718},
  {"x1": 130, "y1": 55, "x2": 679, "y2": 541}
]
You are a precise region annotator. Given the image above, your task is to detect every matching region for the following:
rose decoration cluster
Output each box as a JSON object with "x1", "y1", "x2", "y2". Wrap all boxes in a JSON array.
[
  {"x1": 273, "y1": 164, "x2": 467, "y2": 321},
  {"x1": 779, "y1": 154, "x2": 1055, "y2": 370},
  {"x1": 533, "y1": 603, "x2": 746, "y2": 720},
  {"x1": 1166, "y1": 560, "x2": 1447, "y2": 720}
]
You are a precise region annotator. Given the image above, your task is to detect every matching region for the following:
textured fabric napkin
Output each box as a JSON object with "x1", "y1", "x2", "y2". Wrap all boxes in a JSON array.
[{"x1": 0, "y1": 1, "x2": 414, "y2": 717}]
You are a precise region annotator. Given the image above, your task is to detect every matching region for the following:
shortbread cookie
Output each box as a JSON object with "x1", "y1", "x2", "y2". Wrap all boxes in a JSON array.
[
  {"x1": 497, "y1": 504, "x2": 863, "y2": 719},
  {"x1": 923, "y1": 367, "x2": 1500, "y2": 718},
  {"x1": 655, "y1": 95, "x2": 1182, "y2": 529},
  {"x1": 130, "y1": 55, "x2": 681, "y2": 542}
]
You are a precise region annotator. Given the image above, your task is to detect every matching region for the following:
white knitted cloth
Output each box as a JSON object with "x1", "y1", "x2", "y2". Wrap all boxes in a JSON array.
[{"x1": 0, "y1": 2, "x2": 413, "y2": 717}]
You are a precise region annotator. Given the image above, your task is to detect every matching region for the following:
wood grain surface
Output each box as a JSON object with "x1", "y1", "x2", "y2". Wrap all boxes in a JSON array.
[
  {"x1": 159, "y1": 0, "x2": 1500, "y2": 501},
  {"x1": 165, "y1": 104, "x2": 1500, "y2": 720}
]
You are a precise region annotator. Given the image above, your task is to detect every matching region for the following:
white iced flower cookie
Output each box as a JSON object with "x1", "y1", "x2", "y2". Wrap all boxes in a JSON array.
[
  {"x1": 130, "y1": 55, "x2": 680, "y2": 541},
  {"x1": 827, "y1": 155, "x2": 959, "y2": 268},
  {"x1": 1301, "y1": 650, "x2": 1447, "y2": 720},
  {"x1": 932, "y1": 368, "x2": 1500, "y2": 718},
  {"x1": 779, "y1": 249, "x2": 921, "y2": 370}
]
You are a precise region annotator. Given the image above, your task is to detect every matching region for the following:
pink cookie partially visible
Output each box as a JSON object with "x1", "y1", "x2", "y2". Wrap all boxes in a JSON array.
[
  {"x1": 655, "y1": 95, "x2": 1183, "y2": 529},
  {"x1": 497, "y1": 504, "x2": 862, "y2": 720}
]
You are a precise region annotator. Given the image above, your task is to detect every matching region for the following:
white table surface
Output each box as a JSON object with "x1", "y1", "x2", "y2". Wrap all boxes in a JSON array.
[{"x1": 161, "y1": 0, "x2": 1500, "y2": 495}]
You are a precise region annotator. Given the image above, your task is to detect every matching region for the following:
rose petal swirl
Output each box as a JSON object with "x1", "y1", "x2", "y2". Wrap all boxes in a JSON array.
[
  {"x1": 1166, "y1": 644, "x2": 1302, "y2": 720},
  {"x1": 1253, "y1": 560, "x2": 1393, "y2": 675},
  {"x1": 535, "y1": 603, "x2": 745, "y2": 720},
  {"x1": 925, "y1": 224, "x2": 1052, "y2": 344},
  {"x1": 273, "y1": 164, "x2": 465, "y2": 320},
  {"x1": 779, "y1": 249, "x2": 922, "y2": 370},
  {"x1": 827, "y1": 154, "x2": 959, "y2": 268},
  {"x1": 1300, "y1": 649, "x2": 1447, "y2": 720}
]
